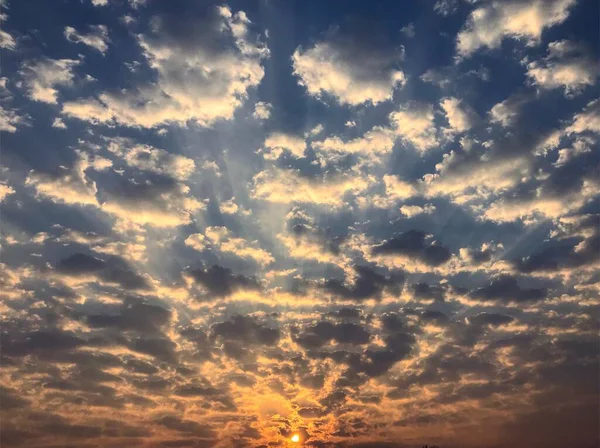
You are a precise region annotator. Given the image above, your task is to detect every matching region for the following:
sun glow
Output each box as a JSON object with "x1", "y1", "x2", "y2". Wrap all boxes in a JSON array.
[{"x1": 291, "y1": 434, "x2": 300, "y2": 443}]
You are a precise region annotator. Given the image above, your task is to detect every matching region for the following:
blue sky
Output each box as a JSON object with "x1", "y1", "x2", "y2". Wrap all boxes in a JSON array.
[{"x1": 0, "y1": 0, "x2": 599, "y2": 447}]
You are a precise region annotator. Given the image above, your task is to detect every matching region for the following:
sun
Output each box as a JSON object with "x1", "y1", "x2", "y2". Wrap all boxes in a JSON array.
[{"x1": 291, "y1": 434, "x2": 300, "y2": 443}]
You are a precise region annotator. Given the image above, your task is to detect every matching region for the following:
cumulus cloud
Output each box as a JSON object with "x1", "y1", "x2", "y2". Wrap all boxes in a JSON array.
[
  {"x1": 20, "y1": 58, "x2": 80, "y2": 104},
  {"x1": 292, "y1": 24, "x2": 405, "y2": 105},
  {"x1": 527, "y1": 40, "x2": 599, "y2": 95},
  {"x1": 0, "y1": 28, "x2": 15, "y2": 50},
  {"x1": 25, "y1": 152, "x2": 99, "y2": 206},
  {"x1": 440, "y1": 97, "x2": 478, "y2": 133},
  {"x1": 64, "y1": 25, "x2": 110, "y2": 54},
  {"x1": 100, "y1": 176, "x2": 204, "y2": 228},
  {"x1": 372, "y1": 230, "x2": 452, "y2": 267},
  {"x1": 566, "y1": 99, "x2": 600, "y2": 135},
  {"x1": 61, "y1": 5, "x2": 268, "y2": 128},
  {"x1": 400, "y1": 203, "x2": 436, "y2": 217},
  {"x1": 312, "y1": 127, "x2": 394, "y2": 156},
  {"x1": 252, "y1": 101, "x2": 271, "y2": 120},
  {"x1": 0, "y1": 183, "x2": 15, "y2": 202},
  {"x1": 390, "y1": 102, "x2": 439, "y2": 151},
  {"x1": 0, "y1": 105, "x2": 29, "y2": 132},
  {"x1": 489, "y1": 93, "x2": 530, "y2": 127},
  {"x1": 251, "y1": 167, "x2": 371, "y2": 207},
  {"x1": 457, "y1": 0, "x2": 576, "y2": 57},
  {"x1": 262, "y1": 132, "x2": 306, "y2": 159},
  {"x1": 107, "y1": 138, "x2": 195, "y2": 180}
]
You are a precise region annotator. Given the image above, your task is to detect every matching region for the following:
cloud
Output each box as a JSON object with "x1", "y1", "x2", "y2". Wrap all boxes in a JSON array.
[
  {"x1": 211, "y1": 315, "x2": 280, "y2": 348},
  {"x1": 399, "y1": 204, "x2": 436, "y2": 217},
  {"x1": 0, "y1": 105, "x2": 29, "y2": 132},
  {"x1": 312, "y1": 127, "x2": 395, "y2": 156},
  {"x1": 185, "y1": 226, "x2": 274, "y2": 267},
  {"x1": 566, "y1": 99, "x2": 600, "y2": 135},
  {"x1": 25, "y1": 152, "x2": 99, "y2": 206},
  {"x1": 372, "y1": 230, "x2": 452, "y2": 267},
  {"x1": 400, "y1": 23, "x2": 415, "y2": 38},
  {"x1": 440, "y1": 97, "x2": 478, "y2": 133},
  {"x1": 262, "y1": 132, "x2": 306, "y2": 159},
  {"x1": 251, "y1": 167, "x2": 371, "y2": 207},
  {"x1": 470, "y1": 275, "x2": 547, "y2": 303},
  {"x1": 0, "y1": 28, "x2": 15, "y2": 50},
  {"x1": 100, "y1": 175, "x2": 205, "y2": 228},
  {"x1": 322, "y1": 265, "x2": 404, "y2": 302},
  {"x1": 61, "y1": 5, "x2": 268, "y2": 128},
  {"x1": 292, "y1": 23, "x2": 405, "y2": 105},
  {"x1": 51, "y1": 117, "x2": 67, "y2": 129},
  {"x1": 456, "y1": 0, "x2": 576, "y2": 57},
  {"x1": 294, "y1": 320, "x2": 371, "y2": 349},
  {"x1": 107, "y1": 138, "x2": 195, "y2": 180},
  {"x1": 64, "y1": 25, "x2": 110, "y2": 54},
  {"x1": 0, "y1": 183, "x2": 15, "y2": 202},
  {"x1": 434, "y1": 0, "x2": 458, "y2": 16},
  {"x1": 186, "y1": 264, "x2": 260, "y2": 297},
  {"x1": 489, "y1": 93, "x2": 530, "y2": 127},
  {"x1": 20, "y1": 58, "x2": 80, "y2": 104},
  {"x1": 527, "y1": 40, "x2": 599, "y2": 95},
  {"x1": 55, "y1": 252, "x2": 148, "y2": 290},
  {"x1": 252, "y1": 101, "x2": 271, "y2": 120},
  {"x1": 389, "y1": 102, "x2": 439, "y2": 151}
]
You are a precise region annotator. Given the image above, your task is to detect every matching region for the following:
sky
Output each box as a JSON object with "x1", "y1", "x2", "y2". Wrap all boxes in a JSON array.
[{"x1": 0, "y1": 0, "x2": 599, "y2": 447}]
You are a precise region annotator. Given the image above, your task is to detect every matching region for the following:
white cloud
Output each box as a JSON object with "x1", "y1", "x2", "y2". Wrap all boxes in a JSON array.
[
  {"x1": 263, "y1": 133, "x2": 306, "y2": 159},
  {"x1": 457, "y1": 0, "x2": 576, "y2": 57},
  {"x1": 306, "y1": 124, "x2": 324, "y2": 137},
  {"x1": 312, "y1": 127, "x2": 394, "y2": 155},
  {"x1": 25, "y1": 152, "x2": 98, "y2": 206},
  {"x1": 0, "y1": 105, "x2": 29, "y2": 132},
  {"x1": 440, "y1": 97, "x2": 478, "y2": 133},
  {"x1": 0, "y1": 183, "x2": 15, "y2": 202},
  {"x1": 390, "y1": 102, "x2": 439, "y2": 151},
  {"x1": 186, "y1": 226, "x2": 274, "y2": 267},
  {"x1": 489, "y1": 93, "x2": 529, "y2": 127},
  {"x1": 434, "y1": 0, "x2": 458, "y2": 17},
  {"x1": 292, "y1": 34, "x2": 405, "y2": 105},
  {"x1": 101, "y1": 182, "x2": 204, "y2": 228},
  {"x1": 566, "y1": 99, "x2": 600, "y2": 135},
  {"x1": 52, "y1": 117, "x2": 67, "y2": 129},
  {"x1": 527, "y1": 40, "x2": 599, "y2": 95},
  {"x1": 251, "y1": 167, "x2": 372, "y2": 207},
  {"x1": 400, "y1": 204, "x2": 436, "y2": 217},
  {"x1": 0, "y1": 29, "x2": 15, "y2": 50},
  {"x1": 253, "y1": 101, "x2": 272, "y2": 120},
  {"x1": 20, "y1": 58, "x2": 80, "y2": 104},
  {"x1": 91, "y1": 0, "x2": 109, "y2": 6},
  {"x1": 64, "y1": 25, "x2": 110, "y2": 54},
  {"x1": 61, "y1": 6, "x2": 268, "y2": 128},
  {"x1": 107, "y1": 138, "x2": 195, "y2": 180},
  {"x1": 401, "y1": 23, "x2": 415, "y2": 38}
]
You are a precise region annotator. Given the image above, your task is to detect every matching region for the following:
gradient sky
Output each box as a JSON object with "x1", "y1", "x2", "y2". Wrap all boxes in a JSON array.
[{"x1": 1, "y1": 0, "x2": 599, "y2": 447}]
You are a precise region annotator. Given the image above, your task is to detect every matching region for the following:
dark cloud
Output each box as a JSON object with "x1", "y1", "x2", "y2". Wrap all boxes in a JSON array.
[
  {"x1": 211, "y1": 315, "x2": 280, "y2": 347},
  {"x1": 322, "y1": 265, "x2": 404, "y2": 301},
  {"x1": 372, "y1": 230, "x2": 452, "y2": 266},
  {"x1": 187, "y1": 265, "x2": 260, "y2": 297},
  {"x1": 411, "y1": 282, "x2": 447, "y2": 302},
  {"x1": 56, "y1": 253, "x2": 148, "y2": 290},
  {"x1": 87, "y1": 301, "x2": 172, "y2": 334},
  {"x1": 470, "y1": 275, "x2": 547, "y2": 303},
  {"x1": 155, "y1": 416, "x2": 216, "y2": 439},
  {"x1": 294, "y1": 321, "x2": 371, "y2": 349}
]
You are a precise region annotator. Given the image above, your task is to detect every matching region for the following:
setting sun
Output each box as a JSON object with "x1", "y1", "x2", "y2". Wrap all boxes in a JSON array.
[{"x1": 291, "y1": 434, "x2": 300, "y2": 443}]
